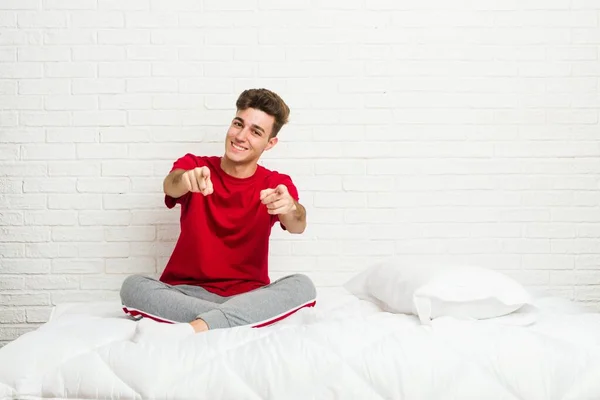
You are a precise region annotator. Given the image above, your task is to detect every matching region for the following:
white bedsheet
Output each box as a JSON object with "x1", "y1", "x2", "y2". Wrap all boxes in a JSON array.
[{"x1": 1, "y1": 287, "x2": 600, "y2": 400}]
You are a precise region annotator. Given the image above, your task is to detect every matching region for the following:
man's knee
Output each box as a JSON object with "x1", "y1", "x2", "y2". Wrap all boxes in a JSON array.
[
  {"x1": 119, "y1": 274, "x2": 147, "y2": 307},
  {"x1": 287, "y1": 273, "x2": 317, "y2": 301}
]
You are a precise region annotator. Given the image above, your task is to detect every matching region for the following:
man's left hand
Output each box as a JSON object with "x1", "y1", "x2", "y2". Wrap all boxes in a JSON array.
[{"x1": 260, "y1": 184, "x2": 297, "y2": 215}]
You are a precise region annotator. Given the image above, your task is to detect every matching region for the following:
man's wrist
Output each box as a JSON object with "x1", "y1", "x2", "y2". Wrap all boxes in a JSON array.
[
  {"x1": 286, "y1": 201, "x2": 300, "y2": 217},
  {"x1": 280, "y1": 200, "x2": 298, "y2": 217}
]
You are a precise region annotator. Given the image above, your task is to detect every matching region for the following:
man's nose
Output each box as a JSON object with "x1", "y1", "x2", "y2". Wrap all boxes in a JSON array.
[{"x1": 234, "y1": 127, "x2": 249, "y2": 141}]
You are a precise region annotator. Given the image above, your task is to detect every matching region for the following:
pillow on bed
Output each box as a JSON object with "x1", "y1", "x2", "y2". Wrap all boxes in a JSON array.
[{"x1": 343, "y1": 261, "x2": 531, "y2": 324}]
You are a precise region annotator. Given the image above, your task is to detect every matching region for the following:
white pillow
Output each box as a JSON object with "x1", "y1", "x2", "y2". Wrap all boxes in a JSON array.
[{"x1": 343, "y1": 261, "x2": 531, "y2": 325}]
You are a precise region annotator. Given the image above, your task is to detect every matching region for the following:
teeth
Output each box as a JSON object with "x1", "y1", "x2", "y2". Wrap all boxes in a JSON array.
[{"x1": 232, "y1": 142, "x2": 247, "y2": 151}]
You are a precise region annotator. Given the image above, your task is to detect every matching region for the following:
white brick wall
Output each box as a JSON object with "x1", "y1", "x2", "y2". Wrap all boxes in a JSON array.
[{"x1": 1, "y1": 1, "x2": 599, "y2": 345}]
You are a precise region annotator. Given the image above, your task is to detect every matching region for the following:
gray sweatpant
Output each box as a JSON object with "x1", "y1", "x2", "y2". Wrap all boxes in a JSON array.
[{"x1": 119, "y1": 274, "x2": 317, "y2": 330}]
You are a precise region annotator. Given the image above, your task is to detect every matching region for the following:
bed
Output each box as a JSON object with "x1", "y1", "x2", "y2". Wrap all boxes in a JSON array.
[{"x1": 1, "y1": 272, "x2": 600, "y2": 400}]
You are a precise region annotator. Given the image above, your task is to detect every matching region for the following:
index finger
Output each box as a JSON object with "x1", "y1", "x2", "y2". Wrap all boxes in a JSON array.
[
  {"x1": 276, "y1": 184, "x2": 288, "y2": 195},
  {"x1": 200, "y1": 166, "x2": 210, "y2": 179},
  {"x1": 260, "y1": 188, "x2": 276, "y2": 201}
]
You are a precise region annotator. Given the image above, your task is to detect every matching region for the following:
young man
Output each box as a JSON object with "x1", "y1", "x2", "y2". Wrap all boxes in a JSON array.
[{"x1": 120, "y1": 89, "x2": 316, "y2": 336}]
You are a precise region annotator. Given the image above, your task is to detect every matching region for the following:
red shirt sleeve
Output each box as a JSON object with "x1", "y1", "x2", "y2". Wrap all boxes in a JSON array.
[
  {"x1": 164, "y1": 153, "x2": 204, "y2": 209},
  {"x1": 268, "y1": 172, "x2": 300, "y2": 229}
]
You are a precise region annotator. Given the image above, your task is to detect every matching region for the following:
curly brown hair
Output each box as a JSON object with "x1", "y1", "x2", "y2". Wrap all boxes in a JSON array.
[{"x1": 236, "y1": 88, "x2": 290, "y2": 138}]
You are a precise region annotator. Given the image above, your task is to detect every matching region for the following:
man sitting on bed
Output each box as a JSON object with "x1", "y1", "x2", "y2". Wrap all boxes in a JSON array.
[{"x1": 119, "y1": 88, "x2": 316, "y2": 336}]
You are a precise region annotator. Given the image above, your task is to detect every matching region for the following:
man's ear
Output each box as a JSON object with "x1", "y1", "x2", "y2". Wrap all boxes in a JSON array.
[{"x1": 265, "y1": 137, "x2": 278, "y2": 151}]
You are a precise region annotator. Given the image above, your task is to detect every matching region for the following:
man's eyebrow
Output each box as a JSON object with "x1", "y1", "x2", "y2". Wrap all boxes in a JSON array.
[{"x1": 252, "y1": 124, "x2": 265, "y2": 133}]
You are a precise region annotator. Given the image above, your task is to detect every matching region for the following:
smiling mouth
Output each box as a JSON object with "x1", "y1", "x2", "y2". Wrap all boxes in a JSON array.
[{"x1": 231, "y1": 141, "x2": 248, "y2": 151}]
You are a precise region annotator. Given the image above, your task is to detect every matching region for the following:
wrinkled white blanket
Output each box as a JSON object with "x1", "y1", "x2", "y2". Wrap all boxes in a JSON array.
[{"x1": 1, "y1": 288, "x2": 600, "y2": 400}]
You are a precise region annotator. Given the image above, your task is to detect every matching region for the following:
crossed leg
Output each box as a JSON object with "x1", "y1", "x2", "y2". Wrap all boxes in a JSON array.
[{"x1": 119, "y1": 274, "x2": 317, "y2": 332}]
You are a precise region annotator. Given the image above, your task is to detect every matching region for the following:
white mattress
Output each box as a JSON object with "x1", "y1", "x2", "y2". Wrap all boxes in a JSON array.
[{"x1": 1, "y1": 287, "x2": 600, "y2": 400}]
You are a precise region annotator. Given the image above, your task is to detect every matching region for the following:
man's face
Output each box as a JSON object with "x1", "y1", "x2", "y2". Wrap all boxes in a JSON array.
[{"x1": 224, "y1": 107, "x2": 278, "y2": 165}]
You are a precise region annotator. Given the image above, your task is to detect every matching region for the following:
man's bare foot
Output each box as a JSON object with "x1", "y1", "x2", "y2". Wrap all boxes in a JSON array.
[{"x1": 190, "y1": 318, "x2": 209, "y2": 333}]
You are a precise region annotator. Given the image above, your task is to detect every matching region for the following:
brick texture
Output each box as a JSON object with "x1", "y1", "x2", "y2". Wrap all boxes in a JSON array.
[{"x1": 1, "y1": 1, "x2": 599, "y2": 343}]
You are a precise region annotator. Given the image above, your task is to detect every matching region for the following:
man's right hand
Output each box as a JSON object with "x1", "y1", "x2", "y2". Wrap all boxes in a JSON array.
[{"x1": 182, "y1": 167, "x2": 213, "y2": 196}]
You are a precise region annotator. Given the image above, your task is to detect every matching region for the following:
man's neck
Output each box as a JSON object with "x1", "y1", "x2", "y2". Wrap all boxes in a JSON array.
[{"x1": 220, "y1": 156, "x2": 258, "y2": 179}]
